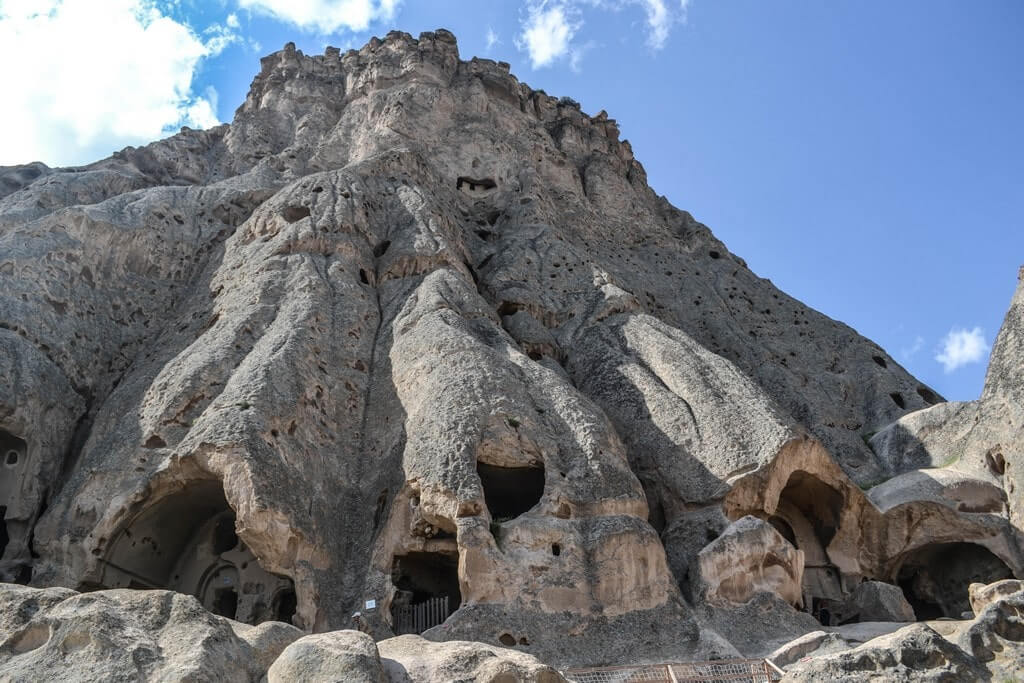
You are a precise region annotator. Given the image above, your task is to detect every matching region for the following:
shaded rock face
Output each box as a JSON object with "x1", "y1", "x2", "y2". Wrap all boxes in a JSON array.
[{"x1": 0, "y1": 28, "x2": 1021, "y2": 672}]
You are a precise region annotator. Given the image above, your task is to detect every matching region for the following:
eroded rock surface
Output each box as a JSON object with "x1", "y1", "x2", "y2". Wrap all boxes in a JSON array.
[{"x1": 0, "y1": 27, "x2": 1021, "y2": 679}]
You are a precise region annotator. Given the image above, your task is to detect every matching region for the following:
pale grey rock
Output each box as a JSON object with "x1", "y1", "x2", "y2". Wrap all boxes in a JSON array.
[
  {"x1": 268, "y1": 630, "x2": 386, "y2": 683},
  {"x1": 957, "y1": 589, "x2": 1024, "y2": 680},
  {"x1": 0, "y1": 28, "x2": 1016, "y2": 675},
  {"x1": 230, "y1": 620, "x2": 304, "y2": 675},
  {"x1": 870, "y1": 267, "x2": 1024, "y2": 528},
  {"x1": 782, "y1": 623, "x2": 987, "y2": 682},
  {"x1": 694, "y1": 516, "x2": 804, "y2": 607},
  {"x1": 969, "y1": 578, "x2": 1024, "y2": 616},
  {"x1": 768, "y1": 630, "x2": 850, "y2": 669},
  {"x1": 377, "y1": 634, "x2": 565, "y2": 683},
  {"x1": 837, "y1": 581, "x2": 915, "y2": 623},
  {"x1": 0, "y1": 583, "x2": 264, "y2": 682}
]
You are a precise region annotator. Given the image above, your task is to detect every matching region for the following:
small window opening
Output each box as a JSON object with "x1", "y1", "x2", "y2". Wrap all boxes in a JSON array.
[
  {"x1": 5, "y1": 451, "x2": 17, "y2": 466},
  {"x1": 709, "y1": 250, "x2": 721, "y2": 259},
  {"x1": 212, "y1": 516, "x2": 238, "y2": 555},
  {"x1": 551, "y1": 543, "x2": 561, "y2": 556},
  {"x1": 889, "y1": 393, "x2": 905, "y2": 409},
  {"x1": 872, "y1": 355, "x2": 887, "y2": 368},
  {"x1": 359, "y1": 269, "x2": 369, "y2": 285},
  {"x1": 477, "y1": 462, "x2": 545, "y2": 520},
  {"x1": 281, "y1": 206, "x2": 310, "y2": 223},
  {"x1": 917, "y1": 386, "x2": 940, "y2": 405},
  {"x1": 499, "y1": 633, "x2": 516, "y2": 646}
]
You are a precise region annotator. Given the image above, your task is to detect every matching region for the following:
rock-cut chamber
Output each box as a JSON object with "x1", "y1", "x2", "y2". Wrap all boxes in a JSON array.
[{"x1": 96, "y1": 480, "x2": 296, "y2": 625}]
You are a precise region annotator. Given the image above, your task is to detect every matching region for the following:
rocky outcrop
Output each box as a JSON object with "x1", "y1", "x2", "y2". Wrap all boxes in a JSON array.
[
  {"x1": 694, "y1": 516, "x2": 804, "y2": 607},
  {"x1": 782, "y1": 623, "x2": 989, "y2": 682},
  {"x1": 837, "y1": 581, "x2": 915, "y2": 623},
  {"x1": 268, "y1": 630, "x2": 387, "y2": 683},
  {"x1": 378, "y1": 635, "x2": 564, "y2": 683},
  {"x1": 0, "y1": 26, "x2": 1021, "y2": 678},
  {"x1": 0, "y1": 585, "x2": 270, "y2": 682}
]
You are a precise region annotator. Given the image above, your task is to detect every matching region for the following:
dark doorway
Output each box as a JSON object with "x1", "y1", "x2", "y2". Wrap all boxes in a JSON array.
[
  {"x1": 780, "y1": 471, "x2": 843, "y2": 546},
  {"x1": 897, "y1": 542, "x2": 1014, "y2": 619},
  {"x1": 477, "y1": 462, "x2": 545, "y2": 520},
  {"x1": 391, "y1": 552, "x2": 461, "y2": 634}
]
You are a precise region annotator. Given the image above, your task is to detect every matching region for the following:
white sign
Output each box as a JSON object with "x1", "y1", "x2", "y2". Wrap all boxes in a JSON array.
[{"x1": 364, "y1": 599, "x2": 376, "y2": 610}]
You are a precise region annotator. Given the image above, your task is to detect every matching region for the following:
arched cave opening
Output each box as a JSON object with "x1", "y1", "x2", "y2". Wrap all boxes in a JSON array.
[
  {"x1": 773, "y1": 471, "x2": 846, "y2": 624},
  {"x1": 390, "y1": 551, "x2": 461, "y2": 634},
  {"x1": 100, "y1": 480, "x2": 297, "y2": 625},
  {"x1": 0, "y1": 430, "x2": 28, "y2": 568},
  {"x1": 477, "y1": 462, "x2": 545, "y2": 521},
  {"x1": 896, "y1": 542, "x2": 1014, "y2": 619}
]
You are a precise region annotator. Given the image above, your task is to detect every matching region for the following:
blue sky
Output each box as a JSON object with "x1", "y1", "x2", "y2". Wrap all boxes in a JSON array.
[{"x1": 1, "y1": 1, "x2": 1020, "y2": 402}]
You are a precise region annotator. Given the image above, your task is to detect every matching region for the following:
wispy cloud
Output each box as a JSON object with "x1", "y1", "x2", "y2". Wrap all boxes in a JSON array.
[
  {"x1": 485, "y1": 26, "x2": 500, "y2": 51},
  {"x1": 517, "y1": 0, "x2": 688, "y2": 70},
  {"x1": 0, "y1": 0, "x2": 233, "y2": 166},
  {"x1": 517, "y1": 2, "x2": 580, "y2": 68},
  {"x1": 900, "y1": 335, "x2": 924, "y2": 360},
  {"x1": 935, "y1": 327, "x2": 990, "y2": 373},
  {"x1": 237, "y1": 0, "x2": 399, "y2": 35}
]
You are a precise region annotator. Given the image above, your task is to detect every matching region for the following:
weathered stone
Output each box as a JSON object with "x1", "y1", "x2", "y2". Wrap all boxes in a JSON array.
[
  {"x1": 837, "y1": 581, "x2": 915, "y2": 623},
  {"x1": 969, "y1": 578, "x2": 1024, "y2": 616},
  {"x1": 377, "y1": 634, "x2": 565, "y2": 683},
  {"x1": 694, "y1": 516, "x2": 804, "y2": 607},
  {"x1": 768, "y1": 630, "x2": 850, "y2": 669},
  {"x1": 268, "y1": 630, "x2": 386, "y2": 683},
  {"x1": 0, "y1": 26, "x2": 1020, "y2": 677},
  {"x1": 0, "y1": 584, "x2": 264, "y2": 682},
  {"x1": 957, "y1": 583, "x2": 1024, "y2": 678},
  {"x1": 783, "y1": 623, "x2": 987, "y2": 682}
]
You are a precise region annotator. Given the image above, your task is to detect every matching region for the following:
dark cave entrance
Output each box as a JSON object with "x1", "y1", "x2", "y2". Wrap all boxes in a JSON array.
[
  {"x1": 100, "y1": 480, "x2": 297, "y2": 625},
  {"x1": 477, "y1": 462, "x2": 545, "y2": 521},
  {"x1": 772, "y1": 471, "x2": 846, "y2": 623},
  {"x1": 390, "y1": 551, "x2": 461, "y2": 634},
  {"x1": 896, "y1": 542, "x2": 1014, "y2": 619}
]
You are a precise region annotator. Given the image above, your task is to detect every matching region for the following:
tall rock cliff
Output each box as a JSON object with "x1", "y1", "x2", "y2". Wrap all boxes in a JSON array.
[{"x1": 0, "y1": 30, "x2": 1020, "y2": 672}]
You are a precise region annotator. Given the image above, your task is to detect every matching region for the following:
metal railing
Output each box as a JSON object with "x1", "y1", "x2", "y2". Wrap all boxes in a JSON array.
[
  {"x1": 563, "y1": 659, "x2": 783, "y2": 683},
  {"x1": 392, "y1": 595, "x2": 450, "y2": 635}
]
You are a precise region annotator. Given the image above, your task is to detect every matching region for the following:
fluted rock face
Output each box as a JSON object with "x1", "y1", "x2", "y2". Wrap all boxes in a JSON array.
[{"x1": 0, "y1": 29, "x2": 1020, "y2": 671}]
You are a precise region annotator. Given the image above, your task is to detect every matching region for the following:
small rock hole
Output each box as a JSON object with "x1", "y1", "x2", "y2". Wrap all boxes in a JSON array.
[
  {"x1": 872, "y1": 355, "x2": 887, "y2": 368},
  {"x1": 359, "y1": 269, "x2": 369, "y2": 285},
  {"x1": 373, "y1": 240, "x2": 391, "y2": 257},
  {"x1": 281, "y1": 206, "x2": 310, "y2": 223},
  {"x1": 551, "y1": 543, "x2": 561, "y2": 556},
  {"x1": 889, "y1": 392, "x2": 905, "y2": 409},
  {"x1": 916, "y1": 386, "x2": 939, "y2": 405},
  {"x1": 143, "y1": 435, "x2": 166, "y2": 449},
  {"x1": 709, "y1": 250, "x2": 721, "y2": 259},
  {"x1": 499, "y1": 633, "x2": 516, "y2": 646}
]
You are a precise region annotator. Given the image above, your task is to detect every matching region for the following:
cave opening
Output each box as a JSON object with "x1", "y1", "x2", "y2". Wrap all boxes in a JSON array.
[
  {"x1": 772, "y1": 471, "x2": 846, "y2": 622},
  {"x1": 896, "y1": 542, "x2": 1014, "y2": 619},
  {"x1": 477, "y1": 462, "x2": 545, "y2": 521},
  {"x1": 100, "y1": 480, "x2": 297, "y2": 625},
  {"x1": 390, "y1": 551, "x2": 461, "y2": 634}
]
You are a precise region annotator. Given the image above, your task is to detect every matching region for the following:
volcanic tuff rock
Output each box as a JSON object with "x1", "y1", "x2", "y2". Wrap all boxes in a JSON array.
[{"x1": 0, "y1": 28, "x2": 1022, "y2": 677}]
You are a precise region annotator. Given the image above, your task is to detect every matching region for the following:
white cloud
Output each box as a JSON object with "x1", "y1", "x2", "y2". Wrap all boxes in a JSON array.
[
  {"x1": 900, "y1": 335, "x2": 924, "y2": 360},
  {"x1": 0, "y1": 0, "x2": 233, "y2": 167},
  {"x1": 935, "y1": 327, "x2": 990, "y2": 373},
  {"x1": 485, "y1": 27, "x2": 500, "y2": 51},
  {"x1": 517, "y1": 2, "x2": 579, "y2": 68},
  {"x1": 237, "y1": 0, "x2": 398, "y2": 34},
  {"x1": 517, "y1": 0, "x2": 687, "y2": 70}
]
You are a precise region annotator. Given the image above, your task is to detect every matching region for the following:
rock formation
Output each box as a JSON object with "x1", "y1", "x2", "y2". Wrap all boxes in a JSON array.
[{"x1": 0, "y1": 28, "x2": 1021, "y2": 680}]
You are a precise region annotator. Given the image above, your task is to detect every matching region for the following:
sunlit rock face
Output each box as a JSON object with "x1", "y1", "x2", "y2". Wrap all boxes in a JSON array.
[{"x1": 0, "y1": 29, "x2": 1021, "y2": 673}]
